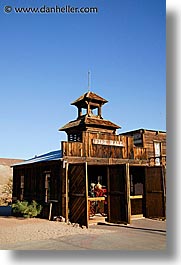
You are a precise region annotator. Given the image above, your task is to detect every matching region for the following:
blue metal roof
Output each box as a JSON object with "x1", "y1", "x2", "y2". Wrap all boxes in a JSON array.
[{"x1": 12, "y1": 150, "x2": 62, "y2": 166}]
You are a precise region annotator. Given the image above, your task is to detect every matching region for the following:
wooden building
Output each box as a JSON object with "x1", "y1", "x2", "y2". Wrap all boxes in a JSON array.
[
  {"x1": 120, "y1": 129, "x2": 166, "y2": 167},
  {"x1": 12, "y1": 91, "x2": 166, "y2": 227}
]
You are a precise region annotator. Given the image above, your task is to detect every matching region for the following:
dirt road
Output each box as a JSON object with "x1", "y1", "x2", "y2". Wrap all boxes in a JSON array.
[{"x1": 0, "y1": 217, "x2": 166, "y2": 250}]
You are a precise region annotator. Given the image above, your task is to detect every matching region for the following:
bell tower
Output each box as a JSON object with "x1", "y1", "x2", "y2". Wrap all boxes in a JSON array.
[
  {"x1": 71, "y1": 91, "x2": 107, "y2": 119},
  {"x1": 59, "y1": 91, "x2": 120, "y2": 142}
]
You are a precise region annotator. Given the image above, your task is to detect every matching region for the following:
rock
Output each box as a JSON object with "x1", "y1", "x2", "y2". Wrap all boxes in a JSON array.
[
  {"x1": 73, "y1": 223, "x2": 79, "y2": 228},
  {"x1": 53, "y1": 216, "x2": 65, "y2": 222}
]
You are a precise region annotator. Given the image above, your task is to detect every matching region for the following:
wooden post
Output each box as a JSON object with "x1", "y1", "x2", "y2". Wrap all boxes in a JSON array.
[
  {"x1": 85, "y1": 162, "x2": 89, "y2": 228},
  {"x1": 78, "y1": 107, "x2": 82, "y2": 117},
  {"x1": 98, "y1": 105, "x2": 102, "y2": 117},
  {"x1": 49, "y1": 202, "x2": 52, "y2": 221},
  {"x1": 107, "y1": 166, "x2": 110, "y2": 222},
  {"x1": 84, "y1": 132, "x2": 88, "y2": 157},
  {"x1": 88, "y1": 132, "x2": 91, "y2": 157},
  {"x1": 162, "y1": 165, "x2": 166, "y2": 217},
  {"x1": 87, "y1": 102, "x2": 90, "y2": 116},
  {"x1": 126, "y1": 163, "x2": 131, "y2": 224},
  {"x1": 65, "y1": 162, "x2": 69, "y2": 222}
]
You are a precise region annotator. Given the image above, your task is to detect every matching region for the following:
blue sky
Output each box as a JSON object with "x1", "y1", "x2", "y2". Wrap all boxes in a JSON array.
[{"x1": 0, "y1": 0, "x2": 166, "y2": 159}]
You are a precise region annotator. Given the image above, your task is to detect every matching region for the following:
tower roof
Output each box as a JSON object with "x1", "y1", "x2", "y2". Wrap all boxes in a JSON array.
[
  {"x1": 71, "y1": 91, "x2": 108, "y2": 108},
  {"x1": 59, "y1": 91, "x2": 121, "y2": 133}
]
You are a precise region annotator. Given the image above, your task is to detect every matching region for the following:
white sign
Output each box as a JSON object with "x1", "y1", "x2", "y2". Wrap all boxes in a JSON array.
[
  {"x1": 154, "y1": 142, "x2": 161, "y2": 165},
  {"x1": 93, "y1": 139, "x2": 124, "y2": 147}
]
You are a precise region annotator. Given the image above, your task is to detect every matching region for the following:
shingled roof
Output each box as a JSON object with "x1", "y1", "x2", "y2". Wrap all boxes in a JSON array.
[
  {"x1": 59, "y1": 116, "x2": 120, "y2": 131},
  {"x1": 71, "y1": 91, "x2": 108, "y2": 106}
]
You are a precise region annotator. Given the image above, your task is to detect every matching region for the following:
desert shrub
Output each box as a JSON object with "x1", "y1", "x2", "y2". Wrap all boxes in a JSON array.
[{"x1": 12, "y1": 200, "x2": 42, "y2": 218}]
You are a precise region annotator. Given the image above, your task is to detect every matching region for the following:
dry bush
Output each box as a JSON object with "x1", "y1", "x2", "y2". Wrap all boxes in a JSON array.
[{"x1": 0, "y1": 177, "x2": 12, "y2": 206}]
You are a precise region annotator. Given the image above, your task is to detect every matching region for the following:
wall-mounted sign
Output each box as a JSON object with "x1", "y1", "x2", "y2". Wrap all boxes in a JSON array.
[
  {"x1": 92, "y1": 139, "x2": 124, "y2": 147},
  {"x1": 133, "y1": 133, "x2": 142, "y2": 144}
]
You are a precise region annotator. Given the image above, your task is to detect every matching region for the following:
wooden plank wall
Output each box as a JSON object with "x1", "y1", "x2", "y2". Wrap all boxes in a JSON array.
[
  {"x1": 62, "y1": 132, "x2": 147, "y2": 160},
  {"x1": 143, "y1": 131, "x2": 166, "y2": 158},
  {"x1": 120, "y1": 130, "x2": 166, "y2": 164},
  {"x1": 143, "y1": 131, "x2": 166, "y2": 166},
  {"x1": 62, "y1": 141, "x2": 84, "y2": 157},
  {"x1": 13, "y1": 161, "x2": 62, "y2": 218},
  {"x1": 133, "y1": 147, "x2": 147, "y2": 160}
]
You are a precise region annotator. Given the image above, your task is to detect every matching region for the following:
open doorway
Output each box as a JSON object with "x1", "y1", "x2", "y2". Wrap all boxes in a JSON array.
[
  {"x1": 87, "y1": 165, "x2": 107, "y2": 224},
  {"x1": 129, "y1": 166, "x2": 145, "y2": 218}
]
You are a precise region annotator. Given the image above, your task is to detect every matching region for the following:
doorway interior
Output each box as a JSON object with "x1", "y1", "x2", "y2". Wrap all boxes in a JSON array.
[
  {"x1": 129, "y1": 166, "x2": 145, "y2": 218},
  {"x1": 87, "y1": 165, "x2": 107, "y2": 224}
]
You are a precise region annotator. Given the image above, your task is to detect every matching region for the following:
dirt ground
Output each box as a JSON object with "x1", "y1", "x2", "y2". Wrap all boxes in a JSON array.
[
  {"x1": 0, "y1": 216, "x2": 166, "y2": 250},
  {"x1": 0, "y1": 216, "x2": 111, "y2": 245}
]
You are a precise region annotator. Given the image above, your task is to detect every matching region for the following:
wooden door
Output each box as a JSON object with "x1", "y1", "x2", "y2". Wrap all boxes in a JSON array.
[
  {"x1": 107, "y1": 164, "x2": 130, "y2": 224},
  {"x1": 145, "y1": 166, "x2": 165, "y2": 218},
  {"x1": 68, "y1": 162, "x2": 88, "y2": 227}
]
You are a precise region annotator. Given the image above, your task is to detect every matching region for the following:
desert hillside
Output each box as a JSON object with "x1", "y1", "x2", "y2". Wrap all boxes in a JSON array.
[{"x1": 0, "y1": 158, "x2": 24, "y2": 194}]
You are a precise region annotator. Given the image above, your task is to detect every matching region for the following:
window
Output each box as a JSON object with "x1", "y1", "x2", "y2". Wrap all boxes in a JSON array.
[
  {"x1": 45, "y1": 173, "x2": 51, "y2": 203},
  {"x1": 20, "y1": 175, "x2": 24, "y2": 200},
  {"x1": 68, "y1": 133, "x2": 82, "y2": 142},
  {"x1": 154, "y1": 142, "x2": 161, "y2": 165},
  {"x1": 130, "y1": 174, "x2": 143, "y2": 196}
]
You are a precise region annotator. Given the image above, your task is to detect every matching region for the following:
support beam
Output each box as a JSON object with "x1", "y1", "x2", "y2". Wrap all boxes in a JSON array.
[
  {"x1": 85, "y1": 162, "x2": 89, "y2": 228},
  {"x1": 65, "y1": 162, "x2": 69, "y2": 222},
  {"x1": 107, "y1": 166, "x2": 110, "y2": 222},
  {"x1": 126, "y1": 163, "x2": 131, "y2": 224}
]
